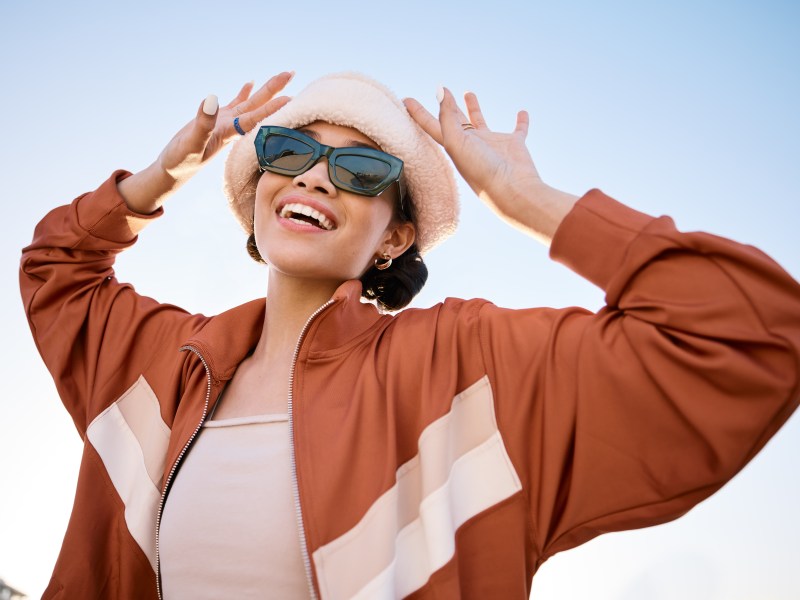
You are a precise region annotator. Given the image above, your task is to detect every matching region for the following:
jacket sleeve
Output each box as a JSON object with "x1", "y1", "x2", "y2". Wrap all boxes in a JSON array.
[
  {"x1": 19, "y1": 170, "x2": 206, "y2": 435},
  {"x1": 477, "y1": 189, "x2": 800, "y2": 564}
]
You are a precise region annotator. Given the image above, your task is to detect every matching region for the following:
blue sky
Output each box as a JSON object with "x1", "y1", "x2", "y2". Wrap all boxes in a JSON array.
[{"x1": 1, "y1": 1, "x2": 798, "y2": 597}]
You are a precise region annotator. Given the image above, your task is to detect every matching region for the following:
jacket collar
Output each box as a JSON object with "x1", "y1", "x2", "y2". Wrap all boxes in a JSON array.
[
  {"x1": 182, "y1": 280, "x2": 385, "y2": 381},
  {"x1": 305, "y1": 280, "x2": 386, "y2": 355}
]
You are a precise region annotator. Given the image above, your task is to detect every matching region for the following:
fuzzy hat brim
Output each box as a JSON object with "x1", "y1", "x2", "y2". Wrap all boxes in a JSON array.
[{"x1": 223, "y1": 72, "x2": 459, "y2": 254}]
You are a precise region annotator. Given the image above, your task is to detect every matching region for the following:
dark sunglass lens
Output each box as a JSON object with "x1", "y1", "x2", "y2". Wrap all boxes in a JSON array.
[
  {"x1": 334, "y1": 156, "x2": 392, "y2": 192},
  {"x1": 263, "y1": 135, "x2": 314, "y2": 172}
]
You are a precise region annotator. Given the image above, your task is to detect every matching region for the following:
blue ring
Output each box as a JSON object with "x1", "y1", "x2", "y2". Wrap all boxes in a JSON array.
[{"x1": 233, "y1": 117, "x2": 246, "y2": 136}]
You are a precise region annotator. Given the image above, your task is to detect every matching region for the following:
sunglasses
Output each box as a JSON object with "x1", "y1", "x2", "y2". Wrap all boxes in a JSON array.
[{"x1": 254, "y1": 126, "x2": 404, "y2": 198}]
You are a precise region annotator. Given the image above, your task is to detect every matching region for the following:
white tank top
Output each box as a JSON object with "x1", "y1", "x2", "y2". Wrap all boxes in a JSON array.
[{"x1": 159, "y1": 413, "x2": 311, "y2": 599}]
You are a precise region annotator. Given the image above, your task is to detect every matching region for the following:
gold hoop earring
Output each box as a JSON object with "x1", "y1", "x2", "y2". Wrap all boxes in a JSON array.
[{"x1": 374, "y1": 253, "x2": 393, "y2": 271}]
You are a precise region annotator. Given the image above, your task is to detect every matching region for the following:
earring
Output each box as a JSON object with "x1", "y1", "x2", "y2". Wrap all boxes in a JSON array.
[{"x1": 374, "y1": 253, "x2": 393, "y2": 270}]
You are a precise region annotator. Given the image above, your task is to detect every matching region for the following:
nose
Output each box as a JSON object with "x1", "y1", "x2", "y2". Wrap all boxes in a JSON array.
[{"x1": 293, "y1": 159, "x2": 337, "y2": 196}]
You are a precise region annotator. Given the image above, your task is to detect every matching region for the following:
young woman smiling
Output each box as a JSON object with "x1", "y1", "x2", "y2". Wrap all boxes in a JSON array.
[{"x1": 20, "y1": 71, "x2": 800, "y2": 599}]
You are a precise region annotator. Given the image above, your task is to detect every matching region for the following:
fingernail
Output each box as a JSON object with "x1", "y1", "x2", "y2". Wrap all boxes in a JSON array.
[
  {"x1": 203, "y1": 94, "x2": 218, "y2": 116},
  {"x1": 436, "y1": 86, "x2": 445, "y2": 104},
  {"x1": 287, "y1": 70, "x2": 296, "y2": 82}
]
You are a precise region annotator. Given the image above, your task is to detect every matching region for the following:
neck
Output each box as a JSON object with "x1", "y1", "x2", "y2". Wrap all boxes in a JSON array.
[{"x1": 253, "y1": 270, "x2": 343, "y2": 362}]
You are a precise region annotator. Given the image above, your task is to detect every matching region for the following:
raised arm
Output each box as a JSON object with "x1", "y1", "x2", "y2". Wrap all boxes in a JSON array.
[
  {"x1": 406, "y1": 87, "x2": 800, "y2": 562},
  {"x1": 119, "y1": 71, "x2": 293, "y2": 213},
  {"x1": 19, "y1": 72, "x2": 293, "y2": 433}
]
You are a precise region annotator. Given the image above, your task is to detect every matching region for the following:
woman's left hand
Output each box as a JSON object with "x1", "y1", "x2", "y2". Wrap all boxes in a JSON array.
[{"x1": 404, "y1": 88, "x2": 577, "y2": 242}]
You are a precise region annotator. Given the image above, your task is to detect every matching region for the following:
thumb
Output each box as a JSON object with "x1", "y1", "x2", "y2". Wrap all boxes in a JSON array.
[
  {"x1": 437, "y1": 86, "x2": 466, "y2": 145},
  {"x1": 196, "y1": 94, "x2": 219, "y2": 134},
  {"x1": 192, "y1": 94, "x2": 218, "y2": 144},
  {"x1": 201, "y1": 94, "x2": 219, "y2": 118},
  {"x1": 403, "y1": 97, "x2": 443, "y2": 145}
]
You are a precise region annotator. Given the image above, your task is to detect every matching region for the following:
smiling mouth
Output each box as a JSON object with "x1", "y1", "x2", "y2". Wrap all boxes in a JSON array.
[{"x1": 278, "y1": 203, "x2": 335, "y2": 231}]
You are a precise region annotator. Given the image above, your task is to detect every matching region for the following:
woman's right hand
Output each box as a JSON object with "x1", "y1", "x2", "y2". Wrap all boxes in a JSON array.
[{"x1": 119, "y1": 71, "x2": 294, "y2": 214}]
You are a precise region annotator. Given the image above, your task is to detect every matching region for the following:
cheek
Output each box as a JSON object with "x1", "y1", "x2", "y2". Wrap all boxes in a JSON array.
[
  {"x1": 352, "y1": 201, "x2": 395, "y2": 250},
  {"x1": 253, "y1": 173, "x2": 283, "y2": 227}
]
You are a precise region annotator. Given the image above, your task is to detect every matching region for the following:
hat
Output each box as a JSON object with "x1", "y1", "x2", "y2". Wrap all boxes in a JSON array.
[{"x1": 223, "y1": 72, "x2": 459, "y2": 254}]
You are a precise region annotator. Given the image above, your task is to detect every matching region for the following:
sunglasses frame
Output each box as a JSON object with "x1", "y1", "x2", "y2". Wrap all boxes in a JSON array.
[{"x1": 254, "y1": 125, "x2": 404, "y2": 198}]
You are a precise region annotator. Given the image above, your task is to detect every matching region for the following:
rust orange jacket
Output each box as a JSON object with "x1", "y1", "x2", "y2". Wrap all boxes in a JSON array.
[{"x1": 20, "y1": 171, "x2": 800, "y2": 599}]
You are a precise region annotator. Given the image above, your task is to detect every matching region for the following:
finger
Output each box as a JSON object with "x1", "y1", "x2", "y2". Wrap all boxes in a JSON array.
[
  {"x1": 234, "y1": 70, "x2": 295, "y2": 114},
  {"x1": 234, "y1": 95, "x2": 291, "y2": 135},
  {"x1": 403, "y1": 97, "x2": 443, "y2": 145},
  {"x1": 463, "y1": 92, "x2": 488, "y2": 129},
  {"x1": 514, "y1": 110, "x2": 530, "y2": 139},
  {"x1": 228, "y1": 81, "x2": 254, "y2": 109}
]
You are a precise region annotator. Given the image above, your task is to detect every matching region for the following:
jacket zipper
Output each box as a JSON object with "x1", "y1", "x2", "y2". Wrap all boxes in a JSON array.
[
  {"x1": 155, "y1": 345, "x2": 212, "y2": 600},
  {"x1": 153, "y1": 300, "x2": 331, "y2": 599},
  {"x1": 290, "y1": 300, "x2": 334, "y2": 600}
]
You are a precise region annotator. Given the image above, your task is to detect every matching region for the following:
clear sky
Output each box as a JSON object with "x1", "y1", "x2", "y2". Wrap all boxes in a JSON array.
[{"x1": 1, "y1": 0, "x2": 798, "y2": 598}]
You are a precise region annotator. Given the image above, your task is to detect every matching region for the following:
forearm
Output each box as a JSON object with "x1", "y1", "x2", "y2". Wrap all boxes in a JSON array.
[
  {"x1": 21, "y1": 172, "x2": 161, "y2": 328},
  {"x1": 19, "y1": 172, "x2": 191, "y2": 431},
  {"x1": 117, "y1": 160, "x2": 180, "y2": 215},
  {"x1": 485, "y1": 190, "x2": 800, "y2": 557},
  {"x1": 508, "y1": 183, "x2": 579, "y2": 244}
]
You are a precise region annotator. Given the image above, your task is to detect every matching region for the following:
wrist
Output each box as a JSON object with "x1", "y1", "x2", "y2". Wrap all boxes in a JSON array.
[
  {"x1": 118, "y1": 161, "x2": 179, "y2": 215},
  {"x1": 511, "y1": 182, "x2": 579, "y2": 245}
]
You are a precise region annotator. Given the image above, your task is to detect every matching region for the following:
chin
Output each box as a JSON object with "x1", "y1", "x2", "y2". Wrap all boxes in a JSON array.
[
  {"x1": 262, "y1": 251, "x2": 361, "y2": 284},
  {"x1": 258, "y1": 227, "x2": 366, "y2": 274}
]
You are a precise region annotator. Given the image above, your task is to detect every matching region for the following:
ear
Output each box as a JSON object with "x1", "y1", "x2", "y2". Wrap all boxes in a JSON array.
[{"x1": 379, "y1": 220, "x2": 416, "y2": 259}]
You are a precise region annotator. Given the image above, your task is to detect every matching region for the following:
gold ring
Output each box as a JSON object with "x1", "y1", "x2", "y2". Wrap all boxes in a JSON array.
[{"x1": 461, "y1": 123, "x2": 476, "y2": 130}]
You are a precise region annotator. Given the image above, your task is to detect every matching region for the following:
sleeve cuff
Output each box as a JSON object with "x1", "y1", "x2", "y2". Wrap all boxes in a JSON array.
[
  {"x1": 73, "y1": 169, "x2": 164, "y2": 243},
  {"x1": 549, "y1": 189, "x2": 656, "y2": 291}
]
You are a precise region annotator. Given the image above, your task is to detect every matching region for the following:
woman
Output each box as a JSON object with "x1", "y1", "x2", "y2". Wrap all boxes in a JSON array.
[{"x1": 20, "y1": 70, "x2": 800, "y2": 599}]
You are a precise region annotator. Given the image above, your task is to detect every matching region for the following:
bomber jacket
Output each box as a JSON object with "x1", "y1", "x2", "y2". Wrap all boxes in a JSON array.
[{"x1": 20, "y1": 170, "x2": 800, "y2": 599}]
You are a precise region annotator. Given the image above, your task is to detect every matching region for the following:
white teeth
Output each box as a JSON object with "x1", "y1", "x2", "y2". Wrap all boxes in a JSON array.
[{"x1": 279, "y1": 202, "x2": 334, "y2": 230}]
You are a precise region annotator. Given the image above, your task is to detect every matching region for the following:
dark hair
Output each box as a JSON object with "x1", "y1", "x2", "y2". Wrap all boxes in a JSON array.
[
  {"x1": 360, "y1": 242, "x2": 427, "y2": 311},
  {"x1": 360, "y1": 191, "x2": 428, "y2": 311},
  {"x1": 244, "y1": 175, "x2": 428, "y2": 311},
  {"x1": 246, "y1": 232, "x2": 267, "y2": 264}
]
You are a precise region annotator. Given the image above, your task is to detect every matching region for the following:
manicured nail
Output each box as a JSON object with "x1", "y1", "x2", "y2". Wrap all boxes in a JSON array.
[
  {"x1": 202, "y1": 94, "x2": 218, "y2": 116},
  {"x1": 436, "y1": 86, "x2": 445, "y2": 104},
  {"x1": 287, "y1": 70, "x2": 296, "y2": 82}
]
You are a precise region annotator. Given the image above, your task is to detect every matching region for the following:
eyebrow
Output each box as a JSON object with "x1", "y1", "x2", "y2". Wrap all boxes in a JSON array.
[{"x1": 298, "y1": 127, "x2": 380, "y2": 151}]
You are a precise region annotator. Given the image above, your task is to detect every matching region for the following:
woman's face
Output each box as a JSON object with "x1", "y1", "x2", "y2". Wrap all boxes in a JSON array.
[{"x1": 253, "y1": 121, "x2": 415, "y2": 284}]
